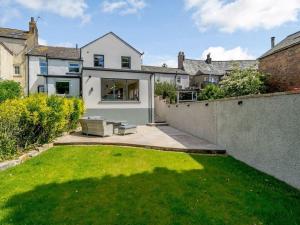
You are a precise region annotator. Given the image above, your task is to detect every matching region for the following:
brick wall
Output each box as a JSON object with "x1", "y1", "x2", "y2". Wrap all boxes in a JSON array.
[{"x1": 259, "y1": 44, "x2": 300, "y2": 91}]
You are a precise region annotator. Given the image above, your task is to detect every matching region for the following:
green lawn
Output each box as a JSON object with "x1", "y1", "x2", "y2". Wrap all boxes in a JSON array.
[{"x1": 0, "y1": 146, "x2": 299, "y2": 225}]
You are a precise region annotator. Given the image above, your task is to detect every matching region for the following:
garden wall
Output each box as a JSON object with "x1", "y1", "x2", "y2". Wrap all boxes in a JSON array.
[{"x1": 155, "y1": 92, "x2": 300, "y2": 189}]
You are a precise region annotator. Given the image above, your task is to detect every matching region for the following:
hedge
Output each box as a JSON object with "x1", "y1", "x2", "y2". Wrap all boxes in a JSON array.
[
  {"x1": 0, "y1": 94, "x2": 84, "y2": 160},
  {"x1": 0, "y1": 80, "x2": 22, "y2": 103}
]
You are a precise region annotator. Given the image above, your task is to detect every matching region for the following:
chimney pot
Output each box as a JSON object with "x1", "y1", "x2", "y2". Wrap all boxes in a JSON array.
[
  {"x1": 205, "y1": 53, "x2": 212, "y2": 64},
  {"x1": 271, "y1": 36, "x2": 275, "y2": 48}
]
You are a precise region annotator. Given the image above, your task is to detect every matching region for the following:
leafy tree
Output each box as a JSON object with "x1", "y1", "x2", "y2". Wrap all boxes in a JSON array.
[
  {"x1": 220, "y1": 68, "x2": 266, "y2": 97},
  {"x1": 198, "y1": 84, "x2": 225, "y2": 101},
  {"x1": 0, "y1": 80, "x2": 22, "y2": 103},
  {"x1": 155, "y1": 81, "x2": 177, "y2": 103}
]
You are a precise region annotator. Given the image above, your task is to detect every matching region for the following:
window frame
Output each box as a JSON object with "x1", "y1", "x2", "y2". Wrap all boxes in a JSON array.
[
  {"x1": 55, "y1": 81, "x2": 70, "y2": 95},
  {"x1": 39, "y1": 58, "x2": 48, "y2": 75},
  {"x1": 68, "y1": 63, "x2": 80, "y2": 73},
  {"x1": 94, "y1": 54, "x2": 104, "y2": 68},
  {"x1": 101, "y1": 78, "x2": 139, "y2": 102},
  {"x1": 14, "y1": 65, "x2": 20, "y2": 76},
  {"x1": 121, "y1": 56, "x2": 131, "y2": 69}
]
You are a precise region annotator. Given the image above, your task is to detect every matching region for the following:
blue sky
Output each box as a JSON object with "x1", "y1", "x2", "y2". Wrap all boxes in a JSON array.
[{"x1": 1, "y1": 0, "x2": 300, "y2": 67}]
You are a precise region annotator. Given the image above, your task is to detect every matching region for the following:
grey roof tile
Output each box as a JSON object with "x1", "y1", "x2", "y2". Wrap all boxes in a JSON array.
[
  {"x1": 27, "y1": 45, "x2": 80, "y2": 60},
  {"x1": 259, "y1": 31, "x2": 300, "y2": 59},
  {"x1": 0, "y1": 28, "x2": 29, "y2": 40},
  {"x1": 142, "y1": 65, "x2": 188, "y2": 75},
  {"x1": 183, "y1": 59, "x2": 258, "y2": 76}
]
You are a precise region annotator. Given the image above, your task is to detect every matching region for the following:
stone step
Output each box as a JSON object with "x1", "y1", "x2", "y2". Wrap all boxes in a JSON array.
[{"x1": 147, "y1": 122, "x2": 169, "y2": 127}]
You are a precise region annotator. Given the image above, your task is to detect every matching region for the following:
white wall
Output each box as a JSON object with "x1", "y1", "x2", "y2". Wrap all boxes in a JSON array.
[
  {"x1": 81, "y1": 33, "x2": 142, "y2": 70},
  {"x1": 82, "y1": 69, "x2": 151, "y2": 109},
  {"x1": 155, "y1": 93, "x2": 300, "y2": 189},
  {"x1": 28, "y1": 56, "x2": 82, "y2": 96},
  {"x1": 0, "y1": 45, "x2": 14, "y2": 80},
  {"x1": 155, "y1": 73, "x2": 190, "y2": 89}
]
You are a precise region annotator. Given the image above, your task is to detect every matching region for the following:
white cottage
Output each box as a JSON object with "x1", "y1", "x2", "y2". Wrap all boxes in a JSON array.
[
  {"x1": 27, "y1": 46, "x2": 82, "y2": 97},
  {"x1": 81, "y1": 32, "x2": 155, "y2": 125}
]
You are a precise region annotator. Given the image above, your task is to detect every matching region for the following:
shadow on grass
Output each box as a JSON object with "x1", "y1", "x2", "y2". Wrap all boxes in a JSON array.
[{"x1": 2, "y1": 164, "x2": 300, "y2": 225}]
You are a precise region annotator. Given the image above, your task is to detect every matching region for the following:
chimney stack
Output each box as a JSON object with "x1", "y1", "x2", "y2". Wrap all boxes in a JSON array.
[
  {"x1": 271, "y1": 37, "x2": 275, "y2": 48},
  {"x1": 29, "y1": 17, "x2": 37, "y2": 34},
  {"x1": 178, "y1": 51, "x2": 185, "y2": 69},
  {"x1": 205, "y1": 53, "x2": 212, "y2": 64}
]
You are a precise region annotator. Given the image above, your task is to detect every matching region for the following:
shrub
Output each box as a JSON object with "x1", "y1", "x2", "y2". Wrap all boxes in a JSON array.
[
  {"x1": 198, "y1": 84, "x2": 225, "y2": 101},
  {"x1": 0, "y1": 80, "x2": 22, "y2": 103},
  {"x1": 0, "y1": 95, "x2": 84, "y2": 160},
  {"x1": 220, "y1": 68, "x2": 266, "y2": 97},
  {"x1": 155, "y1": 81, "x2": 177, "y2": 103}
]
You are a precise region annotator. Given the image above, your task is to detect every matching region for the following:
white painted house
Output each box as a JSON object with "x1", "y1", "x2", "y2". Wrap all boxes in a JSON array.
[
  {"x1": 27, "y1": 46, "x2": 82, "y2": 97},
  {"x1": 81, "y1": 32, "x2": 155, "y2": 125}
]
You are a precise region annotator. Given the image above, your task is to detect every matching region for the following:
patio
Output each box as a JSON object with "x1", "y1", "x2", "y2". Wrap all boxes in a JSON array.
[{"x1": 54, "y1": 126, "x2": 226, "y2": 154}]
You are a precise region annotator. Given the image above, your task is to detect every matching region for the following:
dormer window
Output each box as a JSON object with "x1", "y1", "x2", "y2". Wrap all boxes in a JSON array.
[
  {"x1": 94, "y1": 55, "x2": 104, "y2": 67},
  {"x1": 121, "y1": 56, "x2": 131, "y2": 69}
]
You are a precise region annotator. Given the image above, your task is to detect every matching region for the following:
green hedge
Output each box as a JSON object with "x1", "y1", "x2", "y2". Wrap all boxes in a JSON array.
[
  {"x1": 0, "y1": 94, "x2": 84, "y2": 160},
  {"x1": 155, "y1": 81, "x2": 177, "y2": 104},
  {"x1": 0, "y1": 80, "x2": 22, "y2": 103}
]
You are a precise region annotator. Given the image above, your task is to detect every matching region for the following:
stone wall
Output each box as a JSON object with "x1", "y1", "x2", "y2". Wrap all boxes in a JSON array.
[
  {"x1": 259, "y1": 44, "x2": 300, "y2": 91},
  {"x1": 155, "y1": 92, "x2": 300, "y2": 189}
]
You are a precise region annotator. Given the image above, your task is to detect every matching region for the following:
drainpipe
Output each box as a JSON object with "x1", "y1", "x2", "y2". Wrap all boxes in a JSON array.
[
  {"x1": 149, "y1": 73, "x2": 155, "y2": 123},
  {"x1": 46, "y1": 54, "x2": 49, "y2": 95}
]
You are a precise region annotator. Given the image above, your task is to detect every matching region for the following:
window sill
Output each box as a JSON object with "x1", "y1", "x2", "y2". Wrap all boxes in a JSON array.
[
  {"x1": 13, "y1": 75, "x2": 22, "y2": 77},
  {"x1": 99, "y1": 101, "x2": 141, "y2": 104}
]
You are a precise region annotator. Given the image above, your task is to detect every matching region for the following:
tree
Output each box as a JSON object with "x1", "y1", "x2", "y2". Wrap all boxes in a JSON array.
[
  {"x1": 220, "y1": 68, "x2": 266, "y2": 97},
  {"x1": 155, "y1": 81, "x2": 177, "y2": 103},
  {"x1": 0, "y1": 80, "x2": 22, "y2": 103},
  {"x1": 198, "y1": 84, "x2": 225, "y2": 101}
]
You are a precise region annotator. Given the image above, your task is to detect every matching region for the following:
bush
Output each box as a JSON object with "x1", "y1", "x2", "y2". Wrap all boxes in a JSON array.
[
  {"x1": 0, "y1": 95, "x2": 84, "y2": 160},
  {"x1": 198, "y1": 84, "x2": 225, "y2": 101},
  {"x1": 0, "y1": 80, "x2": 22, "y2": 103},
  {"x1": 155, "y1": 81, "x2": 177, "y2": 103},
  {"x1": 220, "y1": 68, "x2": 266, "y2": 97}
]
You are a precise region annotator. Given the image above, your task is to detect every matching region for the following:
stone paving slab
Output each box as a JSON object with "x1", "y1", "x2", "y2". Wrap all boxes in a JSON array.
[{"x1": 54, "y1": 126, "x2": 226, "y2": 154}]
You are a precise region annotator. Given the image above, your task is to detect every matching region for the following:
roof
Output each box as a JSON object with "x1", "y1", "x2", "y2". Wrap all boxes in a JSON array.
[
  {"x1": 81, "y1": 32, "x2": 143, "y2": 55},
  {"x1": 259, "y1": 31, "x2": 300, "y2": 59},
  {"x1": 141, "y1": 65, "x2": 188, "y2": 75},
  {"x1": 0, "y1": 27, "x2": 29, "y2": 40},
  {"x1": 183, "y1": 59, "x2": 258, "y2": 76},
  {"x1": 27, "y1": 45, "x2": 80, "y2": 60}
]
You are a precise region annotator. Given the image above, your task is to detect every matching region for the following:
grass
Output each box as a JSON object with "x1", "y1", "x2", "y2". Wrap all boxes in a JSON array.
[{"x1": 0, "y1": 146, "x2": 299, "y2": 225}]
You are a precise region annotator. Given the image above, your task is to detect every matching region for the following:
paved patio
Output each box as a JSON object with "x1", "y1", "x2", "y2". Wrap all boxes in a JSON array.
[{"x1": 55, "y1": 126, "x2": 226, "y2": 154}]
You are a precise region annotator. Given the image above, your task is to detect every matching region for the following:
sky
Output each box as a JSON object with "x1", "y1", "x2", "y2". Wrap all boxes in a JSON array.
[{"x1": 0, "y1": 0, "x2": 300, "y2": 67}]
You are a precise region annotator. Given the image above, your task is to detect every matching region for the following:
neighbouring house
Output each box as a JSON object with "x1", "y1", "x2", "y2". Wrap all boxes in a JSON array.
[
  {"x1": 0, "y1": 17, "x2": 38, "y2": 93},
  {"x1": 141, "y1": 65, "x2": 189, "y2": 89},
  {"x1": 178, "y1": 52, "x2": 258, "y2": 89},
  {"x1": 27, "y1": 45, "x2": 82, "y2": 97},
  {"x1": 81, "y1": 32, "x2": 155, "y2": 125},
  {"x1": 259, "y1": 31, "x2": 300, "y2": 91}
]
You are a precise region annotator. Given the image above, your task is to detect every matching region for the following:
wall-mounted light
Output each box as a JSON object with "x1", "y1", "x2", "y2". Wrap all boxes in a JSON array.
[
  {"x1": 187, "y1": 104, "x2": 190, "y2": 107},
  {"x1": 89, "y1": 75, "x2": 92, "y2": 79},
  {"x1": 176, "y1": 105, "x2": 178, "y2": 108},
  {"x1": 238, "y1": 100, "x2": 243, "y2": 105},
  {"x1": 205, "y1": 103, "x2": 209, "y2": 107}
]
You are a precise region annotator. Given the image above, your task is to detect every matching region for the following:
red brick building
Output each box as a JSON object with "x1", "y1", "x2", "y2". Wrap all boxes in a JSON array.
[{"x1": 259, "y1": 31, "x2": 300, "y2": 91}]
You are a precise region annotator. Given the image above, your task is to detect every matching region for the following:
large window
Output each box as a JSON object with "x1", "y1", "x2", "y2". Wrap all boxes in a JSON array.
[
  {"x1": 39, "y1": 58, "x2": 47, "y2": 75},
  {"x1": 101, "y1": 79, "x2": 139, "y2": 101},
  {"x1": 121, "y1": 56, "x2": 131, "y2": 69},
  {"x1": 69, "y1": 63, "x2": 80, "y2": 73},
  {"x1": 56, "y1": 81, "x2": 70, "y2": 95},
  {"x1": 94, "y1": 55, "x2": 104, "y2": 67}
]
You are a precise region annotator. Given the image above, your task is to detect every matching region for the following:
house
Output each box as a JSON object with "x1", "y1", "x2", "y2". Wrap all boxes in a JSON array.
[
  {"x1": 81, "y1": 32, "x2": 155, "y2": 125},
  {"x1": 0, "y1": 17, "x2": 38, "y2": 93},
  {"x1": 27, "y1": 45, "x2": 82, "y2": 97},
  {"x1": 142, "y1": 65, "x2": 189, "y2": 89},
  {"x1": 259, "y1": 32, "x2": 300, "y2": 91},
  {"x1": 178, "y1": 52, "x2": 258, "y2": 88}
]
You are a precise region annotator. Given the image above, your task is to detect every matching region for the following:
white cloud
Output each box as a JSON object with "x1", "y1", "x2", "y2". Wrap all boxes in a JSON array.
[
  {"x1": 184, "y1": 0, "x2": 300, "y2": 32},
  {"x1": 101, "y1": 0, "x2": 146, "y2": 15},
  {"x1": 201, "y1": 46, "x2": 255, "y2": 60},
  {"x1": 56, "y1": 42, "x2": 74, "y2": 48},
  {"x1": 143, "y1": 54, "x2": 178, "y2": 68},
  {"x1": 14, "y1": 0, "x2": 91, "y2": 24},
  {"x1": 38, "y1": 38, "x2": 48, "y2": 45}
]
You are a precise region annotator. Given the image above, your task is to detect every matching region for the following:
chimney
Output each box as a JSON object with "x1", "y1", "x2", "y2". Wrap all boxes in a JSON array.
[
  {"x1": 271, "y1": 37, "x2": 275, "y2": 48},
  {"x1": 205, "y1": 53, "x2": 212, "y2": 64},
  {"x1": 29, "y1": 17, "x2": 37, "y2": 34},
  {"x1": 178, "y1": 51, "x2": 185, "y2": 70}
]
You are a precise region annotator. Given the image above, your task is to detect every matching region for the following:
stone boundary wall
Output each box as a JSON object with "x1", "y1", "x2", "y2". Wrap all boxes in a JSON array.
[{"x1": 155, "y1": 92, "x2": 300, "y2": 189}]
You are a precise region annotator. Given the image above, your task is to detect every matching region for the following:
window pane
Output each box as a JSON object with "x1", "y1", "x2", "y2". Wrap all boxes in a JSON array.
[
  {"x1": 69, "y1": 63, "x2": 80, "y2": 73},
  {"x1": 14, "y1": 66, "x2": 20, "y2": 75},
  {"x1": 39, "y1": 58, "x2": 47, "y2": 75},
  {"x1": 56, "y1": 82, "x2": 70, "y2": 95},
  {"x1": 121, "y1": 56, "x2": 131, "y2": 69},
  {"x1": 101, "y1": 79, "x2": 139, "y2": 101},
  {"x1": 94, "y1": 55, "x2": 104, "y2": 67}
]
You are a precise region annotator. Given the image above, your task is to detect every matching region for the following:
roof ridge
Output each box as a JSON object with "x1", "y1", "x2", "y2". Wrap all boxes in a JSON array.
[
  {"x1": 287, "y1": 30, "x2": 300, "y2": 38},
  {"x1": 36, "y1": 45, "x2": 78, "y2": 50},
  {"x1": 185, "y1": 58, "x2": 257, "y2": 62},
  {"x1": 0, "y1": 27, "x2": 27, "y2": 32},
  {"x1": 142, "y1": 65, "x2": 182, "y2": 69}
]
